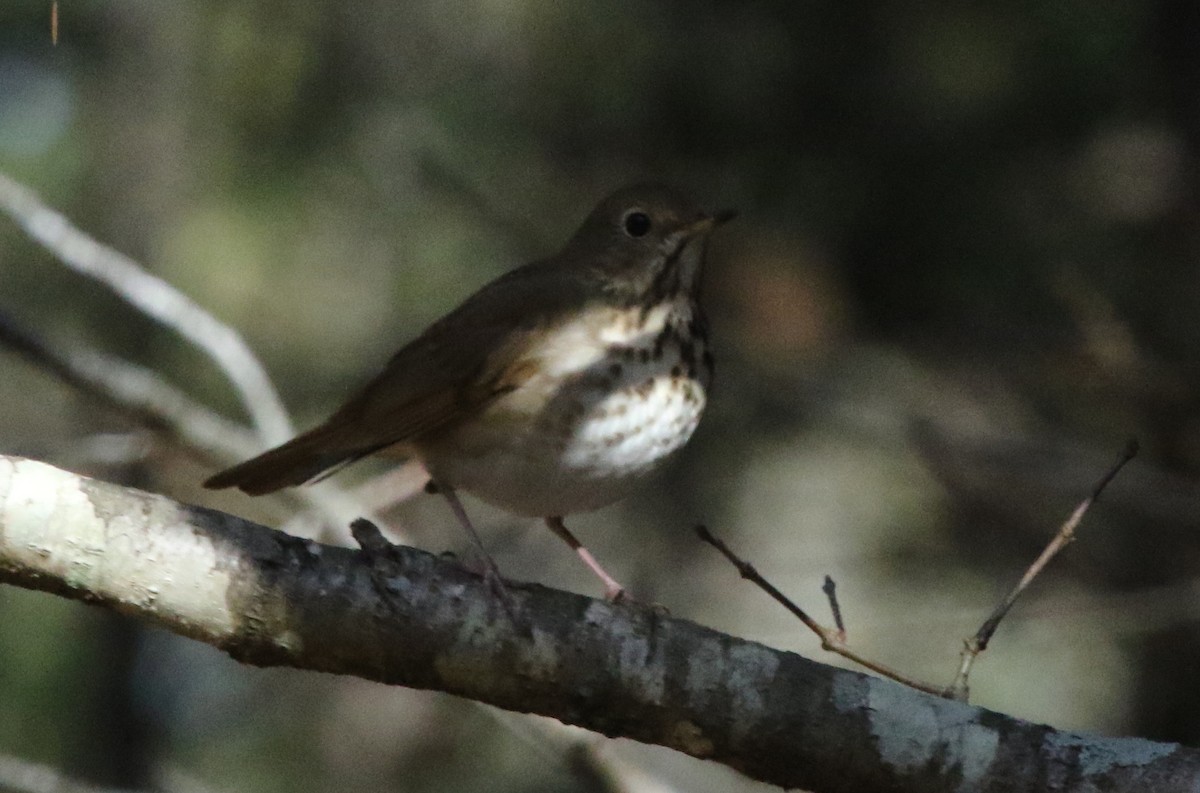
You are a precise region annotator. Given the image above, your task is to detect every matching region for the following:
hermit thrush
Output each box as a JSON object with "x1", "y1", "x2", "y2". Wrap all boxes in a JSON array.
[{"x1": 205, "y1": 183, "x2": 732, "y2": 600}]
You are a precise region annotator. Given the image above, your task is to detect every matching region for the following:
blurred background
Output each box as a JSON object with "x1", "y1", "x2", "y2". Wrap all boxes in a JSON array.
[{"x1": 3, "y1": 1, "x2": 1200, "y2": 791}]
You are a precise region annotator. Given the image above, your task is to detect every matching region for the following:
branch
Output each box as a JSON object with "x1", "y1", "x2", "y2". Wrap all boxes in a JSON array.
[
  {"x1": 1, "y1": 455, "x2": 1197, "y2": 792},
  {"x1": 700, "y1": 442, "x2": 1139, "y2": 703},
  {"x1": 0, "y1": 311, "x2": 257, "y2": 466},
  {"x1": 0, "y1": 314, "x2": 376, "y2": 539},
  {"x1": 0, "y1": 172, "x2": 292, "y2": 444},
  {"x1": 696, "y1": 525, "x2": 948, "y2": 696},
  {"x1": 949, "y1": 439, "x2": 1139, "y2": 698}
]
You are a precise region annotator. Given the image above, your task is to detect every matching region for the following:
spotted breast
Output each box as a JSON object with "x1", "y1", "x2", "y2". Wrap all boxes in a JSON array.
[{"x1": 414, "y1": 296, "x2": 711, "y2": 518}]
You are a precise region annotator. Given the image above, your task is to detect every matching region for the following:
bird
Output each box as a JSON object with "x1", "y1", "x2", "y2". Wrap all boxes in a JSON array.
[{"x1": 204, "y1": 183, "x2": 732, "y2": 600}]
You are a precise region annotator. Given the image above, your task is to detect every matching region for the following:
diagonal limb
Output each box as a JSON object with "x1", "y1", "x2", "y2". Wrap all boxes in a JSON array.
[{"x1": 545, "y1": 516, "x2": 626, "y2": 601}]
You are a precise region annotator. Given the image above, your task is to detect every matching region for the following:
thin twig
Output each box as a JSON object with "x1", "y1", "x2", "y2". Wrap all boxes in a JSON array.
[
  {"x1": 0, "y1": 312, "x2": 256, "y2": 465},
  {"x1": 0, "y1": 313, "x2": 378, "y2": 540},
  {"x1": 823, "y1": 575, "x2": 846, "y2": 641},
  {"x1": 0, "y1": 171, "x2": 292, "y2": 445},
  {"x1": 699, "y1": 441, "x2": 1137, "y2": 701},
  {"x1": 696, "y1": 525, "x2": 948, "y2": 696},
  {"x1": 948, "y1": 439, "x2": 1139, "y2": 699},
  {"x1": 349, "y1": 517, "x2": 396, "y2": 558},
  {"x1": 0, "y1": 175, "x2": 398, "y2": 539},
  {"x1": 696, "y1": 525, "x2": 824, "y2": 634}
]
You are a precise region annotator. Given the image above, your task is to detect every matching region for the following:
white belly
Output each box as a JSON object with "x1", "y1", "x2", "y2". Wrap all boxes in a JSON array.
[{"x1": 418, "y1": 303, "x2": 709, "y2": 517}]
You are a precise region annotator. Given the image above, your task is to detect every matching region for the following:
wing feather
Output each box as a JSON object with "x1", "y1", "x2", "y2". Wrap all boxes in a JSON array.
[{"x1": 204, "y1": 259, "x2": 594, "y2": 494}]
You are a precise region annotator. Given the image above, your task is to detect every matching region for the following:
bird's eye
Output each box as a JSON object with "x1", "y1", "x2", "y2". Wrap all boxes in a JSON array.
[{"x1": 623, "y1": 211, "x2": 652, "y2": 238}]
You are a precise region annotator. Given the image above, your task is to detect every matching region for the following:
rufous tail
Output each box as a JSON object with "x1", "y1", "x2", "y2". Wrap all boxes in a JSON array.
[{"x1": 203, "y1": 423, "x2": 373, "y2": 495}]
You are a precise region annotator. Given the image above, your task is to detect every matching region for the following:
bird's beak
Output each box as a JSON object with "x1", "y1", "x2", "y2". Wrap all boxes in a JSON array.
[{"x1": 685, "y1": 208, "x2": 737, "y2": 235}]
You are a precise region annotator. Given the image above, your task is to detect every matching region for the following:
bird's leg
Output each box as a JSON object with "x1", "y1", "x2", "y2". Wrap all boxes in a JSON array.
[
  {"x1": 544, "y1": 516, "x2": 626, "y2": 601},
  {"x1": 440, "y1": 487, "x2": 512, "y2": 606}
]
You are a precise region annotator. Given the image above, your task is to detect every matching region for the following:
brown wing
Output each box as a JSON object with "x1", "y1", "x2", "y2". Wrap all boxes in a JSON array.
[{"x1": 203, "y1": 259, "x2": 594, "y2": 495}]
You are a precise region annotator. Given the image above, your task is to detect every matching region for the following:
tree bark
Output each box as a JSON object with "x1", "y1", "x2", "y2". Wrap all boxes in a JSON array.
[{"x1": 0, "y1": 454, "x2": 1196, "y2": 792}]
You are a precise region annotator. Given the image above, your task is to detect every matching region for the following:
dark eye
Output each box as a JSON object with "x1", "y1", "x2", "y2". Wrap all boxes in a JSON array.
[{"x1": 623, "y1": 211, "x2": 651, "y2": 237}]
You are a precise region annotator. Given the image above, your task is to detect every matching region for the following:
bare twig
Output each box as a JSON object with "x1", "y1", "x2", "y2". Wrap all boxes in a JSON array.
[
  {"x1": 0, "y1": 311, "x2": 256, "y2": 465},
  {"x1": 349, "y1": 516, "x2": 397, "y2": 558},
  {"x1": 695, "y1": 525, "x2": 824, "y2": 635},
  {"x1": 0, "y1": 171, "x2": 292, "y2": 444},
  {"x1": 0, "y1": 175, "x2": 421, "y2": 541},
  {"x1": 0, "y1": 313, "x2": 378, "y2": 539},
  {"x1": 696, "y1": 525, "x2": 947, "y2": 696},
  {"x1": 699, "y1": 441, "x2": 1138, "y2": 701},
  {"x1": 822, "y1": 575, "x2": 846, "y2": 641},
  {"x1": 948, "y1": 439, "x2": 1139, "y2": 699}
]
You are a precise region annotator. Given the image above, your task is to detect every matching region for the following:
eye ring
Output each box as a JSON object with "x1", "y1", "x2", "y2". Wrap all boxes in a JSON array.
[{"x1": 623, "y1": 210, "x2": 652, "y2": 238}]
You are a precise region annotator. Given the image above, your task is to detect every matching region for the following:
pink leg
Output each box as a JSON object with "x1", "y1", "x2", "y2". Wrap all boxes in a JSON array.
[
  {"x1": 544, "y1": 516, "x2": 626, "y2": 601},
  {"x1": 441, "y1": 488, "x2": 511, "y2": 605}
]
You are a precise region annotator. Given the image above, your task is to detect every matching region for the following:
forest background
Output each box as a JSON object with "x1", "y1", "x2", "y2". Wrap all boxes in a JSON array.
[{"x1": 3, "y1": 3, "x2": 1200, "y2": 791}]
